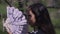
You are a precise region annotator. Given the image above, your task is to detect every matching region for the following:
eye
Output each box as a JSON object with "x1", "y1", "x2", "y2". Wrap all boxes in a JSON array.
[
  {"x1": 28, "y1": 14, "x2": 32, "y2": 18},
  {"x1": 28, "y1": 15, "x2": 31, "y2": 17}
]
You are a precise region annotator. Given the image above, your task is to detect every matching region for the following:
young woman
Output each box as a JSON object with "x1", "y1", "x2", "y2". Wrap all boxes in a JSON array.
[{"x1": 27, "y1": 3, "x2": 56, "y2": 34}]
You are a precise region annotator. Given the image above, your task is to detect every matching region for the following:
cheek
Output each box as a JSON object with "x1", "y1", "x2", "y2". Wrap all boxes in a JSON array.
[
  {"x1": 31, "y1": 15, "x2": 36, "y2": 23},
  {"x1": 29, "y1": 10, "x2": 36, "y2": 24}
]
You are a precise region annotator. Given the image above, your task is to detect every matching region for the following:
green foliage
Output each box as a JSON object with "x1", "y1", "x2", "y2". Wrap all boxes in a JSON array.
[{"x1": 55, "y1": 29, "x2": 60, "y2": 34}]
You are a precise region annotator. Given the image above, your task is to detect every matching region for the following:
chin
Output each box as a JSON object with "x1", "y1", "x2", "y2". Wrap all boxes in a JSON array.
[{"x1": 29, "y1": 21, "x2": 35, "y2": 26}]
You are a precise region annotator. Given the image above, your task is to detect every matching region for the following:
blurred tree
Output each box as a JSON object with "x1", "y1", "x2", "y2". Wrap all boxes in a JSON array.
[
  {"x1": 54, "y1": 0, "x2": 60, "y2": 7},
  {"x1": 46, "y1": 0, "x2": 54, "y2": 6},
  {"x1": 8, "y1": 0, "x2": 14, "y2": 6},
  {"x1": 0, "y1": 0, "x2": 4, "y2": 4},
  {"x1": 17, "y1": 0, "x2": 24, "y2": 11},
  {"x1": 27, "y1": 0, "x2": 40, "y2": 6},
  {"x1": 54, "y1": 0, "x2": 60, "y2": 19},
  {"x1": 0, "y1": 0, "x2": 1, "y2": 3}
]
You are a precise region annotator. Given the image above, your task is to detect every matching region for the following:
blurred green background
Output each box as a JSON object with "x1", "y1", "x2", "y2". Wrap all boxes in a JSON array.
[{"x1": 0, "y1": 0, "x2": 60, "y2": 34}]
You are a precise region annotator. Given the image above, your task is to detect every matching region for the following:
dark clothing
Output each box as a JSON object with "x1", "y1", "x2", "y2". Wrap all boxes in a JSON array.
[
  {"x1": 29, "y1": 29, "x2": 45, "y2": 34},
  {"x1": 36, "y1": 30, "x2": 45, "y2": 34}
]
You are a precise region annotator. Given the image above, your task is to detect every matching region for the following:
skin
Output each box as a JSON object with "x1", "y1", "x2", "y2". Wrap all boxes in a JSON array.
[
  {"x1": 9, "y1": 32, "x2": 12, "y2": 34},
  {"x1": 29, "y1": 10, "x2": 38, "y2": 31},
  {"x1": 29, "y1": 10, "x2": 36, "y2": 24}
]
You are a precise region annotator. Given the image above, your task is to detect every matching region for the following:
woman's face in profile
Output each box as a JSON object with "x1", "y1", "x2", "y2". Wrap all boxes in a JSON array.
[{"x1": 28, "y1": 10, "x2": 36, "y2": 24}]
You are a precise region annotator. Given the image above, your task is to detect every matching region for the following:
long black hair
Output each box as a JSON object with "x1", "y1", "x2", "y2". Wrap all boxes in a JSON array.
[{"x1": 28, "y1": 3, "x2": 56, "y2": 34}]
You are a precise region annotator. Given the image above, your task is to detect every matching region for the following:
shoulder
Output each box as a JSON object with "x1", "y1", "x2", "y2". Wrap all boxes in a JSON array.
[{"x1": 36, "y1": 30, "x2": 45, "y2": 34}]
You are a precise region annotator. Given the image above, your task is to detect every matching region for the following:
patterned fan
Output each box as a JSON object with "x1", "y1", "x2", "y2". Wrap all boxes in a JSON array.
[{"x1": 3, "y1": 6, "x2": 28, "y2": 34}]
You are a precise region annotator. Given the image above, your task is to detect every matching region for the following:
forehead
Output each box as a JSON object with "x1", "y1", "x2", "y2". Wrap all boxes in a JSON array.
[{"x1": 28, "y1": 10, "x2": 34, "y2": 15}]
